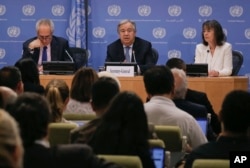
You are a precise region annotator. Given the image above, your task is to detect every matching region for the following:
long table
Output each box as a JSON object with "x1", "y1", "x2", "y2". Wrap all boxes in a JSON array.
[{"x1": 40, "y1": 75, "x2": 248, "y2": 115}]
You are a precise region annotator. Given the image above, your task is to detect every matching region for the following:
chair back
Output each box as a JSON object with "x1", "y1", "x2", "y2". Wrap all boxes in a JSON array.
[
  {"x1": 148, "y1": 139, "x2": 165, "y2": 148},
  {"x1": 69, "y1": 47, "x2": 88, "y2": 69},
  {"x1": 192, "y1": 159, "x2": 229, "y2": 168},
  {"x1": 48, "y1": 123, "x2": 77, "y2": 146},
  {"x1": 152, "y1": 48, "x2": 159, "y2": 64},
  {"x1": 98, "y1": 155, "x2": 143, "y2": 168},
  {"x1": 154, "y1": 125, "x2": 182, "y2": 152},
  {"x1": 63, "y1": 113, "x2": 96, "y2": 121},
  {"x1": 231, "y1": 50, "x2": 243, "y2": 76}
]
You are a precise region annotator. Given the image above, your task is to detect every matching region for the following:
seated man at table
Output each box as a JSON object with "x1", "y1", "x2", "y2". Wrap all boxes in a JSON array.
[
  {"x1": 105, "y1": 19, "x2": 155, "y2": 74},
  {"x1": 184, "y1": 90, "x2": 250, "y2": 168},
  {"x1": 22, "y1": 18, "x2": 73, "y2": 72}
]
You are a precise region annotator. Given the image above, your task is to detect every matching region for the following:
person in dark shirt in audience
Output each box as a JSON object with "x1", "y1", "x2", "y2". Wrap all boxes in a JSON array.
[
  {"x1": 71, "y1": 76, "x2": 120, "y2": 143},
  {"x1": 8, "y1": 92, "x2": 121, "y2": 168},
  {"x1": 89, "y1": 91, "x2": 156, "y2": 168},
  {"x1": 166, "y1": 57, "x2": 221, "y2": 134},
  {"x1": 184, "y1": 90, "x2": 250, "y2": 168},
  {"x1": 0, "y1": 66, "x2": 23, "y2": 95},
  {"x1": 15, "y1": 58, "x2": 45, "y2": 95}
]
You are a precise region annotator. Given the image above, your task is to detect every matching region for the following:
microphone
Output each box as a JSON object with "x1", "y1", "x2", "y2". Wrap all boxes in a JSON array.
[
  {"x1": 132, "y1": 50, "x2": 140, "y2": 75},
  {"x1": 65, "y1": 49, "x2": 74, "y2": 62},
  {"x1": 206, "y1": 50, "x2": 209, "y2": 63},
  {"x1": 132, "y1": 50, "x2": 137, "y2": 63}
]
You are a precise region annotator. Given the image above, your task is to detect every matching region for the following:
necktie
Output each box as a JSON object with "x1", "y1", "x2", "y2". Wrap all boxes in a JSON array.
[
  {"x1": 125, "y1": 46, "x2": 130, "y2": 62},
  {"x1": 42, "y1": 46, "x2": 47, "y2": 62}
]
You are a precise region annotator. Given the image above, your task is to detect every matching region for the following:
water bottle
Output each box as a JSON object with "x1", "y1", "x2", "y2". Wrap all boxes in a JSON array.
[
  {"x1": 182, "y1": 135, "x2": 188, "y2": 153},
  {"x1": 165, "y1": 151, "x2": 171, "y2": 168}
]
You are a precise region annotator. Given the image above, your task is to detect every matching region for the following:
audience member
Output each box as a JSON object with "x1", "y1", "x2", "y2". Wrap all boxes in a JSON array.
[
  {"x1": 166, "y1": 57, "x2": 221, "y2": 134},
  {"x1": 9, "y1": 92, "x2": 122, "y2": 168},
  {"x1": 195, "y1": 19, "x2": 232, "y2": 76},
  {"x1": 89, "y1": 91, "x2": 155, "y2": 168},
  {"x1": 65, "y1": 67, "x2": 98, "y2": 114},
  {"x1": 0, "y1": 66, "x2": 23, "y2": 95},
  {"x1": 143, "y1": 66, "x2": 207, "y2": 149},
  {"x1": 22, "y1": 18, "x2": 72, "y2": 72},
  {"x1": 14, "y1": 58, "x2": 45, "y2": 95},
  {"x1": 45, "y1": 79, "x2": 75, "y2": 125},
  {"x1": 105, "y1": 19, "x2": 155, "y2": 74},
  {"x1": 184, "y1": 90, "x2": 250, "y2": 168},
  {"x1": 0, "y1": 86, "x2": 17, "y2": 110},
  {"x1": 98, "y1": 71, "x2": 121, "y2": 89},
  {"x1": 0, "y1": 109, "x2": 23, "y2": 168},
  {"x1": 71, "y1": 76, "x2": 120, "y2": 143}
]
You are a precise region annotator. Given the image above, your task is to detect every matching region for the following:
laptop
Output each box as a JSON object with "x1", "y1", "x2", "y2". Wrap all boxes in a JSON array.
[
  {"x1": 186, "y1": 63, "x2": 208, "y2": 76},
  {"x1": 104, "y1": 62, "x2": 138, "y2": 73},
  {"x1": 196, "y1": 118, "x2": 208, "y2": 135},
  {"x1": 42, "y1": 61, "x2": 75, "y2": 75},
  {"x1": 151, "y1": 147, "x2": 165, "y2": 168}
]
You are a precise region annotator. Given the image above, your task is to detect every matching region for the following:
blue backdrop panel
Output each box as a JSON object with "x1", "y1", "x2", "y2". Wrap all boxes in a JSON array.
[{"x1": 0, "y1": 0, "x2": 250, "y2": 77}]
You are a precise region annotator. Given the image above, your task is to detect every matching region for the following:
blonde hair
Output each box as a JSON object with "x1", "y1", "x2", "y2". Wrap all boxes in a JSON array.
[{"x1": 0, "y1": 109, "x2": 23, "y2": 168}]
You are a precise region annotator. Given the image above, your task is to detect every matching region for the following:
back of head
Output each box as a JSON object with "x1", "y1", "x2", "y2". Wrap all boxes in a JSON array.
[
  {"x1": 171, "y1": 68, "x2": 187, "y2": 99},
  {"x1": 0, "y1": 109, "x2": 23, "y2": 168},
  {"x1": 166, "y1": 57, "x2": 186, "y2": 72},
  {"x1": 143, "y1": 65, "x2": 174, "y2": 96},
  {"x1": 9, "y1": 92, "x2": 51, "y2": 147},
  {"x1": 70, "y1": 67, "x2": 98, "y2": 102},
  {"x1": 98, "y1": 71, "x2": 121, "y2": 89},
  {"x1": 0, "y1": 66, "x2": 23, "y2": 93},
  {"x1": 92, "y1": 91, "x2": 149, "y2": 153},
  {"x1": 219, "y1": 90, "x2": 250, "y2": 134},
  {"x1": 14, "y1": 58, "x2": 40, "y2": 84},
  {"x1": 0, "y1": 86, "x2": 17, "y2": 110},
  {"x1": 91, "y1": 77, "x2": 120, "y2": 115},
  {"x1": 45, "y1": 79, "x2": 69, "y2": 122}
]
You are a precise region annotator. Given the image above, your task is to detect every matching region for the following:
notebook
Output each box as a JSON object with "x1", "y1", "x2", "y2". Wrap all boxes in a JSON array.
[
  {"x1": 186, "y1": 63, "x2": 208, "y2": 77},
  {"x1": 151, "y1": 147, "x2": 165, "y2": 168},
  {"x1": 196, "y1": 118, "x2": 208, "y2": 135},
  {"x1": 42, "y1": 61, "x2": 75, "y2": 75}
]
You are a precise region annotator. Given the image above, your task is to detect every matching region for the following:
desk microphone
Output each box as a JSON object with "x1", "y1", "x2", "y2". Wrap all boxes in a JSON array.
[
  {"x1": 206, "y1": 50, "x2": 209, "y2": 63},
  {"x1": 132, "y1": 50, "x2": 137, "y2": 63},
  {"x1": 65, "y1": 49, "x2": 74, "y2": 62},
  {"x1": 133, "y1": 50, "x2": 140, "y2": 74}
]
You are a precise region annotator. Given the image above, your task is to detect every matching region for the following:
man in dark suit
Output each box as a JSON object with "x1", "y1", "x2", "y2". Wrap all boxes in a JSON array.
[
  {"x1": 22, "y1": 18, "x2": 72, "y2": 72},
  {"x1": 166, "y1": 57, "x2": 221, "y2": 134},
  {"x1": 106, "y1": 19, "x2": 155, "y2": 74},
  {"x1": 9, "y1": 92, "x2": 121, "y2": 168}
]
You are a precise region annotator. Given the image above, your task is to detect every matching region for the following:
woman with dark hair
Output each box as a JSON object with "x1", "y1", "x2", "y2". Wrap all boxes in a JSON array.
[
  {"x1": 14, "y1": 58, "x2": 45, "y2": 94},
  {"x1": 195, "y1": 20, "x2": 232, "y2": 77},
  {"x1": 89, "y1": 91, "x2": 155, "y2": 168},
  {"x1": 65, "y1": 67, "x2": 98, "y2": 114}
]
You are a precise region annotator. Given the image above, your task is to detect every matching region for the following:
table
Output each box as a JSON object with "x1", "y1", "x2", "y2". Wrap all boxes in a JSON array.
[{"x1": 40, "y1": 75, "x2": 248, "y2": 114}]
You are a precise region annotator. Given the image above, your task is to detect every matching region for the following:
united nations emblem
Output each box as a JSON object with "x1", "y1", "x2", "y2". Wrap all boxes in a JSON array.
[
  {"x1": 183, "y1": 27, "x2": 196, "y2": 39},
  {"x1": 168, "y1": 50, "x2": 181, "y2": 59},
  {"x1": 0, "y1": 48, "x2": 6, "y2": 59},
  {"x1": 0, "y1": 5, "x2": 6, "y2": 16},
  {"x1": 168, "y1": 5, "x2": 181, "y2": 17},
  {"x1": 244, "y1": 29, "x2": 250, "y2": 40},
  {"x1": 92, "y1": 27, "x2": 106, "y2": 38},
  {"x1": 138, "y1": 5, "x2": 151, "y2": 16},
  {"x1": 22, "y1": 5, "x2": 35, "y2": 16},
  {"x1": 7, "y1": 26, "x2": 20, "y2": 38},
  {"x1": 199, "y1": 5, "x2": 212, "y2": 17},
  {"x1": 107, "y1": 5, "x2": 121, "y2": 16},
  {"x1": 52, "y1": 5, "x2": 65, "y2": 16},
  {"x1": 229, "y1": 5, "x2": 243, "y2": 17},
  {"x1": 152, "y1": 27, "x2": 166, "y2": 39}
]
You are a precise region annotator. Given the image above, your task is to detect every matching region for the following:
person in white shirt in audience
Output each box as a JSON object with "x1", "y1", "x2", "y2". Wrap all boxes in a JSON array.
[{"x1": 143, "y1": 66, "x2": 207, "y2": 150}]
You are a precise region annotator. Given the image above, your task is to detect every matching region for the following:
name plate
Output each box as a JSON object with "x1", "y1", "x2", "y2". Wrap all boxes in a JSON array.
[{"x1": 106, "y1": 65, "x2": 135, "y2": 77}]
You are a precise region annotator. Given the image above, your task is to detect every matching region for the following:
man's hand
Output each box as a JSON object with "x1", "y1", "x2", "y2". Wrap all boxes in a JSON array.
[{"x1": 28, "y1": 39, "x2": 41, "y2": 49}]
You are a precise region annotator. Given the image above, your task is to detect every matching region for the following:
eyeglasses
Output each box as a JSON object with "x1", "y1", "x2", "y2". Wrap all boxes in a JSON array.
[{"x1": 38, "y1": 35, "x2": 52, "y2": 40}]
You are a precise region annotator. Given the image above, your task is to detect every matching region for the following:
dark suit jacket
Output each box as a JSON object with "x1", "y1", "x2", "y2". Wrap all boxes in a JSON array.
[
  {"x1": 173, "y1": 99, "x2": 207, "y2": 119},
  {"x1": 24, "y1": 143, "x2": 122, "y2": 168},
  {"x1": 106, "y1": 37, "x2": 155, "y2": 74},
  {"x1": 22, "y1": 36, "x2": 72, "y2": 64},
  {"x1": 184, "y1": 136, "x2": 250, "y2": 168},
  {"x1": 185, "y1": 88, "x2": 221, "y2": 134}
]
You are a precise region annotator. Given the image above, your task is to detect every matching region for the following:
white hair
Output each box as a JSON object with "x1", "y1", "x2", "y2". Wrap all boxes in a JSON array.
[
  {"x1": 171, "y1": 68, "x2": 187, "y2": 99},
  {"x1": 98, "y1": 71, "x2": 121, "y2": 89}
]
